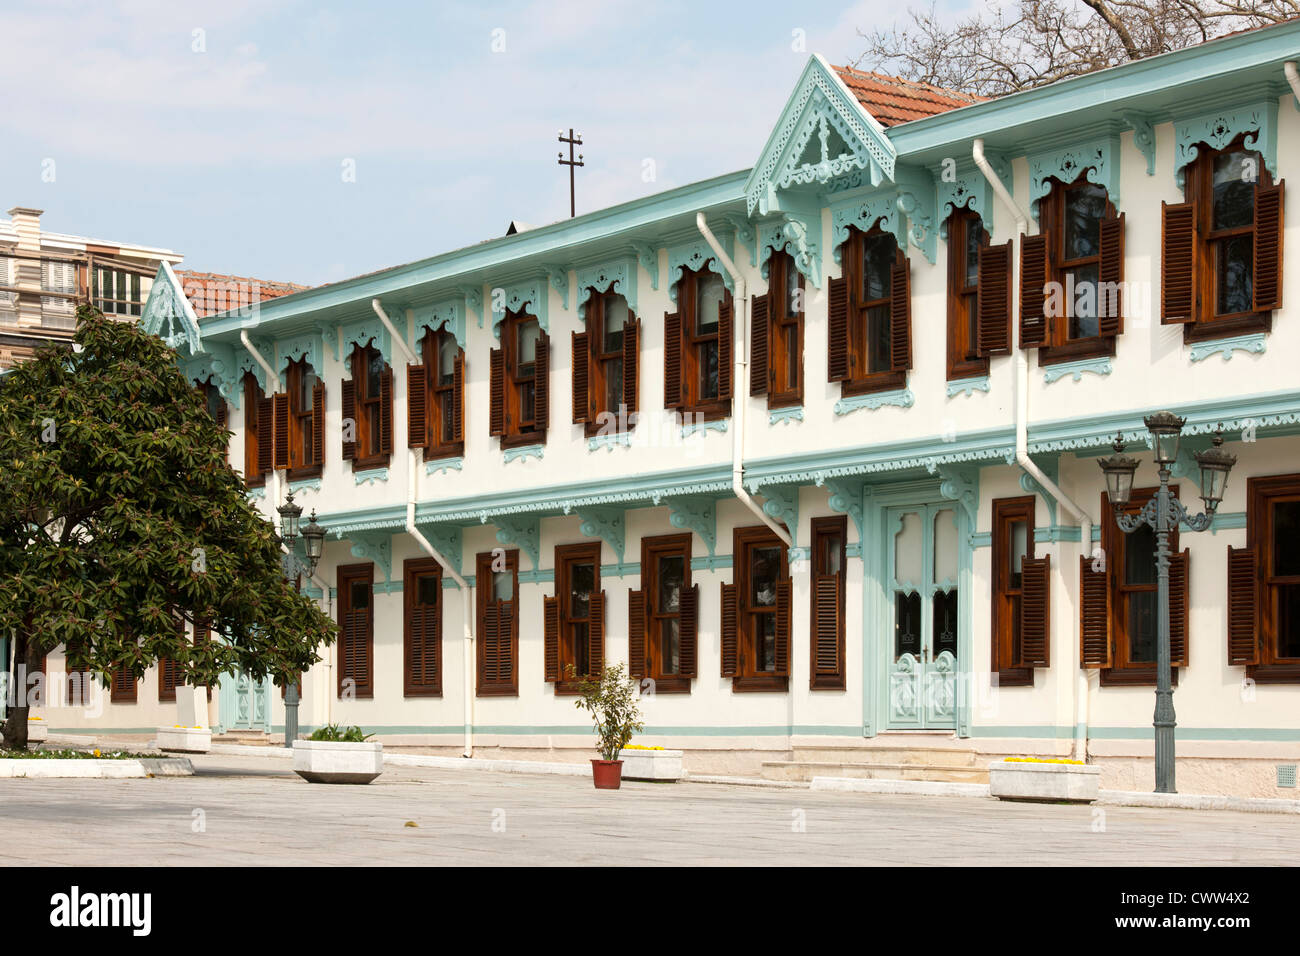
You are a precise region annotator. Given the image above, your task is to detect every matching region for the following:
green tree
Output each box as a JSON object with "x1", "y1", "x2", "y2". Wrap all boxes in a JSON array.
[{"x1": 0, "y1": 305, "x2": 336, "y2": 750}]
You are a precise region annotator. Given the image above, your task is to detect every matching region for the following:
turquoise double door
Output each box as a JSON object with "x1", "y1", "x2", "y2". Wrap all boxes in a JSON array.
[{"x1": 217, "y1": 671, "x2": 271, "y2": 732}]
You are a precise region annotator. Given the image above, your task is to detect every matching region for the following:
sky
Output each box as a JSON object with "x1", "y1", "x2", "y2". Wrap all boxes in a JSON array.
[{"x1": 0, "y1": 0, "x2": 977, "y2": 286}]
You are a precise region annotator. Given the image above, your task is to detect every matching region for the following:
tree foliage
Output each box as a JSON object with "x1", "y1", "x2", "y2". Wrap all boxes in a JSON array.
[
  {"x1": 0, "y1": 305, "x2": 335, "y2": 747},
  {"x1": 855, "y1": 0, "x2": 1300, "y2": 97}
]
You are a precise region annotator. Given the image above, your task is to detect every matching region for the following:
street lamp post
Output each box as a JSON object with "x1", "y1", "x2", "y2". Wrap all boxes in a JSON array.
[
  {"x1": 1098, "y1": 413, "x2": 1235, "y2": 793},
  {"x1": 276, "y1": 492, "x2": 326, "y2": 749}
]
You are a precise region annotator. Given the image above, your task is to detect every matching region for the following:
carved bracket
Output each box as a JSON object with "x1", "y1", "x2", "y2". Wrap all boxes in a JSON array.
[
  {"x1": 934, "y1": 465, "x2": 979, "y2": 526},
  {"x1": 1174, "y1": 98, "x2": 1278, "y2": 190},
  {"x1": 489, "y1": 277, "x2": 548, "y2": 338},
  {"x1": 1017, "y1": 454, "x2": 1060, "y2": 526},
  {"x1": 347, "y1": 532, "x2": 393, "y2": 584},
  {"x1": 339, "y1": 314, "x2": 391, "y2": 366},
  {"x1": 575, "y1": 258, "x2": 637, "y2": 319},
  {"x1": 666, "y1": 495, "x2": 718, "y2": 556},
  {"x1": 667, "y1": 235, "x2": 734, "y2": 302},
  {"x1": 758, "y1": 211, "x2": 822, "y2": 288},
  {"x1": 458, "y1": 285, "x2": 484, "y2": 329},
  {"x1": 491, "y1": 514, "x2": 540, "y2": 571},
  {"x1": 544, "y1": 264, "x2": 572, "y2": 311},
  {"x1": 630, "y1": 241, "x2": 659, "y2": 291},
  {"x1": 720, "y1": 213, "x2": 758, "y2": 267},
  {"x1": 1028, "y1": 132, "x2": 1121, "y2": 220},
  {"x1": 822, "y1": 475, "x2": 865, "y2": 541},
  {"x1": 756, "y1": 483, "x2": 800, "y2": 550},
  {"x1": 573, "y1": 506, "x2": 625, "y2": 564},
  {"x1": 417, "y1": 523, "x2": 463, "y2": 577},
  {"x1": 411, "y1": 299, "x2": 466, "y2": 350}
]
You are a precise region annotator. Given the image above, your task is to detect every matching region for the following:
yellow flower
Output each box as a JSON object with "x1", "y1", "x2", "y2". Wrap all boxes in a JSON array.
[{"x1": 92, "y1": 749, "x2": 101, "y2": 757}]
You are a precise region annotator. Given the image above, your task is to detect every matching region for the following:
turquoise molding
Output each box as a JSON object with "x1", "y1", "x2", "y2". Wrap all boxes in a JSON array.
[
  {"x1": 946, "y1": 375, "x2": 990, "y2": 399},
  {"x1": 834, "y1": 387, "x2": 914, "y2": 416},
  {"x1": 1207, "y1": 510, "x2": 1247, "y2": 534},
  {"x1": 575, "y1": 257, "x2": 638, "y2": 319},
  {"x1": 1189, "y1": 333, "x2": 1267, "y2": 363},
  {"x1": 492, "y1": 514, "x2": 540, "y2": 570},
  {"x1": 630, "y1": 242, "x2": 659, "y2": 291},
  {"x1": 681, "y1": 418, "x2": 729, "y2": 438},
  {"x1": 822, "y1": 475, "x2": 865, "y2": 539},
  {"x1": 787, "y1": 545, "x2": 810, "y2": 567},
  {"x1": 587, "y1": 431, "x2": 632, "y2": 452},
  {"x1": 845, "y1": 542, "x2": 862, "y2": 558},
  {"x1": 489, "y1": 277, "x2": 549, "y2": 337},
  {"x1": 425, "y1": 456, "x2": 463, "y2": 476},
  {"x1": 754, "y1": 483, "x2": 800, "y2": 549},
  {"x1": 246, "y1": 486, "x2": 265, "y2": 500},
  {"x1": 1174, "y1": 97, "x2": 1278, "y2": 189},
  {"x1": 573, "y1": 506, "x2": 625, "y2": 563},
  {"x1": 182, "y1": 342, "x2": 237, "y2": 405},
  {"x1": 459, "y1": 285, "x2": 484, "y2": 329},
  {"x1": 757, "y1": 212, "x2": 822, "y2": 287},
  {"x1": 317, "y1": 322, "x2": 339, "y2": 362},
  {"x1": 288, "y1": 478, "x2": 322, "y2": 494},
  {"x1": 141, "y1": 262, "x2": 202, "y2": 355},
  {"x1": 411, "y1": 299, "x2": 466, "y2": 350},
  {"x1": 416, "y1": 523, "x2": 463, "y2": 576},
  {"x1": 1028, "y1": 129, "x2": 1121, "y2": 218},
  {"x1": 354, "y1": 467, "x2": 389, "y2": 486},
  {"x1": 278, "y1": 328, "x2": 326, "y2": 378},
  {"x1": 1043, "y1": 356, "x2": 1112, "y2": 384},
  {"x1": 1035, "y1": 525, "x2": 1082, "y2": 543},
  {"x1": 830, "y1": 191, "x2": 898, "y2": 261},
  {"x1": 517, "y1": 568, "x2": 554, "y2": 585},
  {"x1": 601, "y1": 561, "x2": 640, "y2": 579},
  {"x1": 346, "y1": 531, "x2": 392, "y2": 583},
  {"x1": 935, "y1": 464, "x2": 979, "y2": 525},
  {"x1": 503, "y1": 443, "x2": 544, "y2": 464},
  {"x1": 1019, "y1": 454, "x2": 1061, "y2": 525},
  {"x1": 935, "y1": 157, "x2": 1005, "y2": 239},
  {"x1": 970, "y1": 531, "x2": 993, "y2": 549},
  {"x1": 667, "y1": 495, "x2": 718, "y2": 556},
  {"x1": 339, "y1": 315, "x2": 390, "y2": 367},
  {"x1": 543, "y1": 265, "x2": 571, "y2": 311},
  {"x1": 768, "y1": 406, "x2": 804, "y2": 426},
  {"x1": 668, "y1": 234, "x2": 734, "y2": 300},
  {"x1": 234, "y1": 337, "x2": 271, "y2": 396},
  {"x1": 1123, "y1": 113, "x2": 1157, "y2": 176},
  {"x1": 721, "y1": 213, "x2": 758, "y2": 267},
  {"x1": 830, "y1": 164, "x2": 937, "y2": 263},
  {"x1": 691, "y1": 554, "x2": 732, "y2": 572}
]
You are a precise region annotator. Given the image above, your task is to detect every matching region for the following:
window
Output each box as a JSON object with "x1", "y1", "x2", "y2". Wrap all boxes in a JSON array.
[
  {"x1": 572, "y1": 288, "x2": 639, "y2": 434},
  {"x1": 476, "y1": 549, "x2": 518, "y2": 696},
  {"x1": 337, "y1": 563, "x2": 374, "y2": 698},
  {"x1": 110, "y1": 666, "x2": 137, "y2": 703},
  {"x1": 195, "y1": 376, "x2": 228, "y2": 461},
  {"x1": 1082, "y1": 490, "x2": 1189, "y2": 683},
  {"x1": 159, "y1": 617, "x2": 185, "y2": 703},
  {"x1": 489, "y1": 310, "x2": 549, "y2": 447},
  {"x1": 1228, "y1": 474, "x2": 1300, "y2": 682},
  {"x1": 403, "y1": 558, "x2": 442, "y2": 697},
  {"x1": 42, "y1": 259, "x2": 77, "y2": 328},
  {"x1": 545, "y1": 543, "x2": 605, "y2": 692},
  {"x1": 629, "y1": 534, "x2": 696, "y2": 692},
  {"x1": 828, "y1": 226, "x2": 911, "y2": 395},
  {"x1": 809, "y1": 516, "x2": 847, "y2": 690},
  {"x1": 410, "y1": 327, "x2": 464, "y2": 459},
  {"x1": 276, "y1": 358, "x2": 323, "y2": 479},
  {"x1": 1164, "y1": 136, "x2": 1284, "y2": 340},
  {"x1": 342, "y1": 344, "x2": 392, "y2": 469},
  {"x1": 991, "y1": 496, "x2": 1051, "y2": 684},
  {"x1": 93, "y1": 267, "x2": 143, "y2": 317},
  {"x1": 720, "y1": 526, "x2": 791, "y2": 692},
  {"x1": 1021, "y1": 174, "x2": 1124, "y2": 363},
  {"x1": 751, "y1": 252, "x2": 804, "y2": 407},
  {"x1": 664, "y1": 265, "x2": 732, "y2": 419},
  {"x1": 946, "y1": 209, "x2": 1011, "y2": 379}
]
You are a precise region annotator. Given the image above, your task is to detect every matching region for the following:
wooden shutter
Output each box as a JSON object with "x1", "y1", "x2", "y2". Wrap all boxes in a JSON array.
[
  {"x1": 1018, "y1": 555, "x2": 1051, "y2": 667},
  {"x1": 1254, "y1": 180, "x2": 1284, "y2": 312},
  {"x1": 256, "y1": 396, "x2": 273, "y2": 476},
  {"x1": 341, "y1": 378, "x2": 357, "y2": 459},
  {"x1": 628, "y1": 589, "x2": 646, "y2": 679},
  {"x1": 811, "y1": 572, "x2": 843, "y2": 688},
  {"x1": 1161, "y1": 201, "x2": 1197, "y2": 324},
  {"x1": 407, "y1": 363, "x2": 427, "y2": 448},
  {"x1": 1169, "y1": 548, "x2": 1190, "y2": 667},
  {"x1": 717, "y1": 298, "x2": 733, "y2": 400},
  {"x1": 889, "y1": 259, "x2": 912, "y2": 372},
  {"x1": 339, "y1": 572, "x2": 373, "y2": 697},
  {"x1": 215, "y1": 400, "x2": 228, "y2": 431},
  {"x1": 405, "y1": 569, "x2": 441, "y2": 696},
  {"x1": 1079, "y1": 556, "x2": 1112, "y2": 668},
  {"x1": 679, "y1": 582, "x2": 698, "y2": 679},
  {"x1": 272, "y1": 392, "x2": 289, "y2": 469},
  {"x1": 481, "y1": 604, "x2": 501, "y2": 688},
  {"x1": 379, "y1": 367, "x2": 393, "y2": 455},
  {"x1": 1019, "y1": 234, "x2": 1049, "y2": 347},
  {"x1": 774, "y1": 578, "x2": 792, "y2": 677},
  {"x1": 720, "y1": 582, "x2": 738, "y2": 678},
  {"x1": 488, "y1": 347, "x2": 505, "y2": 436},
  {"x1": 452, "y1": 353, "x2": 465, "y2": 442},
  {"x1": 111, "y1": 667, "x2": 137, "y2": 703},
  {"x1": 1098, "y1": 213, "x2": 1125, "y2": 337},
  {"x1": 589, "y1": 590, "x2": 605, "y2": 677},
  {"x1": 158, "y1": 657, "x2": 182, "y2": 702},
  {"x1": 827, "y1": 275, "x2": 850, "y2": 382},
  {"x1": 976, "y1": 239, "x2": 1012, "y2": 356},
  {"x1": 663, "y1": 311, "x2": 682, "y2": 408},
  {"x1": 311, "y1": 381, "x2": 326, "y2": 464},
  {"x1": 750, "y1": 292, "x2": 769, "y2": 396},
  {"x1": 534, "y1": 333, "x2": 549, "y2": 431},
  {"x1": 571, "y1": 331, "x2": 589, "y2": 424},
  {"x1": 543, "y1": 595, "x2": 560, "y2": 681},
  {"x1": 622, "y1": 316, "x2": 639, "y2": 415},
  {"x1": 1227, "y1": 546, "x2": 1259, "y2": 665}
]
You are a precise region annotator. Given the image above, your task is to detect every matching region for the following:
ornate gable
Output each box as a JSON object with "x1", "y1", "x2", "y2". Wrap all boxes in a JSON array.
[{"x1": 141, "y1": 262, "x2": 202, "y2": 357}]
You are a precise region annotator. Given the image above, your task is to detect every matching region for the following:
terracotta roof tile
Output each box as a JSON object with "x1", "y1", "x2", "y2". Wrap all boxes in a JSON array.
[
  {"x1": 830, "y1": 66, "x2": 986, "y2": 127},
  {"x1": 175, "y1": 270, "x2": 310, "y2": 318}
]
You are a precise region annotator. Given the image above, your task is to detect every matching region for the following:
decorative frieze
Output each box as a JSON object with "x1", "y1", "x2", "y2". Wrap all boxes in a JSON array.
[
  {"x1": 411, "y1": 299, "x2": 466, "y2": 350},
  {"x1": 1028, "y1": 132, "x2": 1121, "y2": 219},
  {"x1": 575, "y1": 258, "x2": 637, "y2": 318},
  {"x1": 667, "y1": 235, "x2": 734, "y2": 301},
  {"x1": 1188, "y1": 333, "x2": 1267, "y2": 363},
  {"x1": 1174, "y1": 98, "x2": 1278, "y2": 189},
  {"x1": 758, "y1": 213, "x2": 821, "y2": 288},
  {"x1": 489, "y1": 277, "x2": 549, "y2": 337},
  {"x1": 834, "y1": 387, "x2": 914, "y2": 416}
]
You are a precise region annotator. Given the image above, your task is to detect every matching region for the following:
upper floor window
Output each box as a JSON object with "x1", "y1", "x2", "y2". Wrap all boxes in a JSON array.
[
  {"x1": 489, "y1": 310, "x2": 549, "y2": 447},
  {"x1": 752, "y1": 251, "x2": 804, "y2": 407},
  {"x1": 665, "y1": 265, "x2": 731, "y2": 419},
  {"x1": 278, "y1": 357, "x2": 323, "y2": 479},
  {"x1": 544, "y1": 543, "x2": 605, "y2": 692},
  {"x1": 342, "y1": 343, "x2": 392, "y2": 469},
  {"x1": 1228, "y1": 473, "x2": 1300, "y2": 682},
  {"x1": 720, "y1": 526, "x2": 791, "y2": 692},
  {"x1": 573, "y1": 288, "x2": 639, "y2": 434},
  {"x1": 477, "y1": 549, "x2": 518, "y2": 696},
  {"x1": 242, "y1": 372, "x2": 267, "y2": 487},
  {"x1": 946, "y1": 210, "x2": 1011, "y2": 379},
  {"x1": 1163, "y1": 137, "x2": 1284, "y2": 340},
  {"x1": 1021, "y1": 174, "x2": 1124, "y2": 363},
  {"x1": 410, "y1": 327, "x2": 464, "y2": 460},
  {"x1": 828, "y1": 226, "x2": 911, "y2": 395},
  {"x1": 629, "y1": 533, "x2": 697, "y2": 693},
  {"x1": 93, "y1": 267, "x2": 142, "y2": 317},
  {"x1": 194, "y1": 376, "x2": 228, "y2": 462}
]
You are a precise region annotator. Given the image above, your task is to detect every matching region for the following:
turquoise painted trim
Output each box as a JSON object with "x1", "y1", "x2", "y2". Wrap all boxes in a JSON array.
[
  {"x1": 247, "y1": 487, "x2": 265, "y2": 500},
  {"x1": 517, "y1": 568, "x2": 555, "y2": 585},
  {"x1": 668, "y1": 234, "x2": 734, "y2": 300},
  {"x1": 489, "y1": 277, "x2": 550, "y2": 337},
  {"x1": 1208, "y1": 510, "x2": 1247, "y2": 534},
  {"x1": 1043, "y1": 356, "x2": 1112, "y2": 384},
  {"x1": 970, "y1": 531, "x2": 993, "y2": 549},
  {"x1": 680, "y1": 418, "x2": 729, "y2": 438},
  {"x1": 1174, "y1": 98, "x2": 1278, "y2": 188},
  {"x1": 575, "y1": 257, "x2": 638, "y2": 318},
  {"x1": 425, "y1": 456, "x2": 463, "y2": 476},
  {"x1": 946, "y1": 376, "x2": 990, "y2": 399},
  {"x1": 757, "y1": 212, "x2": 822, "y2": 287},
  {"x1": 278, "y1": 327, "x2": 328, "y2": 379},
  {"x1": 754, "y1": 483, "x2": 800, "y2": 550},
  {"x1": 972, "y1": 725, "x2": 1300, "y2": 742},
  {"x1": 1035, "y1": 525, "x2": 1082, "y2": 543},
  {"x1": 347, "y1": 532, "x2": 393, "y2": 583},
  {"x1": 446, "y1": 574, "x2": 476, "y2": 589},
  {"x1": 411, "y1": 298, "x2": 466, "y2": 350},
  {"x1": 1188, "y1": 332, "x2": 1267, "y2": 363},
  {"x1": 845, "y1": 542, "x2": 862, "y2": 558},
  {"x1": 354, "y1": 467, "x2": 388, "y2": 486},
  {"x1": 1028, "y1": 129, "x2": 1122, "y2": 218},
  {"x1": 587, "y1": 431, "x2": 632, "y2": 452},
  {"x1": 1125, "y1": 112, "x2": 1157, "y2": 175},
  {"x1": 670, "y1": 496, "x2": 719, "y2": 556},
  {"x1": 691, "y1": 554, "x2": 732, "y2": 571},
  {"x1": 494, "y1": 514, "x2": 541, "y2": 571},
  {"x1": 936, "y1": 159, "x2": 1003, "y2": 239},
  {"x1": 294, "y1": 724, "x2": 867, "y2": 737},
  {"x1": 288, "y1": 478, "x2": 322, "y2": 493},
  {"x1": 141, "y1": 261, "x2": 203, "y2": 354},
  {"x1": 601, "y1": 561, "x2": 639, "y2": 578},
  {"x1": 834, "y1": 387, "x2": 914, "y2": 416},
  {"x1": 575, "y1": 506, "x2": 626, "y2": 563},
  {"x1": 502, "y1": 443, "x2": 544, "y2": 464},
  {"x1": 769, "y1": 406, "x2": 804, "y2": 426}
]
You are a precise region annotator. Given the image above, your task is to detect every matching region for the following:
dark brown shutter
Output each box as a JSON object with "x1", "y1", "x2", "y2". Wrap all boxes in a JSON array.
[
  {"x1": 1098, "y1": 213, "x2": 1124, "y2": 336},
  {"x1": 341, "y1": 378, "x2": 357, "y2": 460},
  {"x1": 589, "y1": 590, "x2": 605, "y2": 677},
  {"x1": 827, "y1": 275, "x2": 850, "y2": 382},
  {"x1": 889, "y1": 258, "x2": 912, "y2": 372},
  {"x1": 543, "y1": 595, "x2": 560, "y2": 681},
  {"x1": 488, "y1": 347, "x2": 505, "y2": 436},
  {"x1": 1169, "y1": 548, "x2": 1190, "y2": 667},
  {"x1": 976, "y1": 239, "x2": 1012, "y2": 355},
  {"x1": 111, "y1": 667, "x2": 137, "y2": 703},
  {"x1": 405, "y1": 569, "x2": 441, "y2": 696},
  {"x1": 622, "y1": 317, "x2": 639, "y2": 415},
  {"x1": 811, "y1": 572, "x2": 842, "y2": 688},
  {"x1": 1161, "y1": 201, "x2": 1197, "y2": 324},
  {"x1": 256, "y1": 396, "x2": 272, "y2": 476},
  {"x1": 481, "y1": 604, "x2": 501, "y2": 688},
  {"x1": 627, "y1": 589, "x2": 646, "y2": 679},
  {"x1": 452, "y1": 352, "x2": 465, "y2": 442},
  {"x1": 1019, "y1": 234, "x2": 1049, "y2": 347},
  {"x1": 1019, "y1": 555, "x2": 1051, "y2": 667},
  {"x1": 571, "y1": 330, "x2": 589, "y2": 424},
  {"x1": 272, "y1": 392, "x2": 289, "y2": 469},
  {"x1": 1079, "y1": 556, "x2": 1112, "y2": 668},
  {"x1": 533, "y1": 333, "x2": 549, "y2": 432},
  {"x1": 679, "y1": 582, "x2": 698, "y2": 679},
  {"x1": 720, "y1": 582, "x2": 738, "y2": 678},
  {"x1": 663, "y1": 311, "x2": 682, "y2": 408},
  {"x1": 310, "y1": 381, "x2": 325, "y2": 465},
  {"x1": 407, "y1": 363, "x2": 427, "y2": 448},
  {"x1": 379, "y1": 367, "x2": 393, "y2": 455},
  {"x1": 1227, "y1": 546, "x2": 1259, "y2": 665},
  {"x1": 1254, "y1": 180, "x2": 1284, "y2": 312},
  {"x1": 717, "y1": 297, "x2": 733, "y2": 400},
  {"x1": 774, "y1": 578, "x2": 792, "y2": 677},
  {"x1": 750, "y1": 292, "x2": 769, "y2": 395},
  {"x1": 215, "y1": 400, "x2": 228, "y2": 430}
]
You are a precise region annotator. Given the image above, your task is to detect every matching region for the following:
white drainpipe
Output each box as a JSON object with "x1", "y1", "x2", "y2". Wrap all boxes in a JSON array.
[
  {"x1": 1285, "y1": 61, "x2": 1300, "y2": 104},
  {"x1": 973, "y1": 140, "x2": 1094, "y2": 761},
  {"x1": 372, "y1": 298, "x2": 476, "y2": 756},
  {"x1": 695, "y1": 213, "x2": 792, "y2": 547}
]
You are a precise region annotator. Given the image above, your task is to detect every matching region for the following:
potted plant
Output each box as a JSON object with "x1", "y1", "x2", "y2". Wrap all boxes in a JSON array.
[
  {"x1": 570, "y1": 663, "x2": 643, "y2": 790},
  {"x1": 292, "y1": 724, "x2": 383, "y2": 785}
]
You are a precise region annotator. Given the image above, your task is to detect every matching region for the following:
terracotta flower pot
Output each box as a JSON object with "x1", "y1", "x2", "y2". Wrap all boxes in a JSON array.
[{"x1": 591, "y1": 759, "x2": 623, "y2": 790}]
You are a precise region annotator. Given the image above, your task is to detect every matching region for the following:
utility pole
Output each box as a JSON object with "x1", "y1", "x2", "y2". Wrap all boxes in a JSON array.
[{"x1": 557, "y1": 129, "x2": 584, "y2": 218}]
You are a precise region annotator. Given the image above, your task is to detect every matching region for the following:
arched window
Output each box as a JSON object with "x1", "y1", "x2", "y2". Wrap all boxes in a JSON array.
[
  {"x1": 342, "y1": 343, "x2": 391, "y2": 468},
  {"x1": 573, "y1": 287, "x2": 638, "y2": 434}
]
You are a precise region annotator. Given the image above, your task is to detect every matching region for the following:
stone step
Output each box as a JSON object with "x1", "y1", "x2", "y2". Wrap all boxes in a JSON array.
[
  {"x1": 212, "y1": 731, "x2": 273, "y2": 746},
  {"x1": 789, "y1": 746, "x2": 988, "y2": 770},
  {"x1": 761, "y1": 760, "x2": 991, "y2": 785}
]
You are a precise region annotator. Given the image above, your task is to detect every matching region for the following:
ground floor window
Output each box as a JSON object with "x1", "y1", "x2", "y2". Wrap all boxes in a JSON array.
[
  {"x1": 721, "y1": 526, "x2": 790, "y2": 692},
  {"x1": 477, "y1": 549, "x2": 518, "y2": 696},
  {"x1": 629, "y1": 534, "x2": 696, "y2": 692},
  {"x1": 337, "y1": 563, "x2": 374, "y2": 698},
  {"x1": 1230, "y1": 473, "x2": 1300, "y2": 682},
  {"x1": 545, "y1": 543, "x2": 605, "y2": 692},
  {"x1": 404, "y1": 558, "x2": 442, "y2": 697}
]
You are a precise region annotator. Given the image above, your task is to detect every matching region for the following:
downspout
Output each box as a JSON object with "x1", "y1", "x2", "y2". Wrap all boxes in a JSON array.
[
  {"x1": 695, "y1": 213, "x2": 792, "y2": 547},
  {"x1": 1285, "y1": 62, "x2": 1300, "y2": 105},
  {"x1": 973, "y1": 140, "x2": 1093, "y2": 761},
  {"x1": 371, "y1": 299, "x2": 476, "y2": 756}
]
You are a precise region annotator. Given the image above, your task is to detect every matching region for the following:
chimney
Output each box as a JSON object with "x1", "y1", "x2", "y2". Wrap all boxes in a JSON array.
[
  {"x1": 7, "y1": 207, "x2": 43, "y2": 252},
  {"x1": 6, "y1": 208, "x2": 45, "y2": 329}
]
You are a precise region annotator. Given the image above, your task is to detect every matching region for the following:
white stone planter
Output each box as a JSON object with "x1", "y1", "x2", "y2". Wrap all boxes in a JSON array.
[
  {"x1": 156, "y1": 726, "x2": 212, "y2": 754},
  {"x1": 617, "y1": 748, "x2": 684, "y2": 782},
  {"x1": 989, "y1": 759, "x2": 1100, "y2": 803},
  {"x1": 0, "y1": 757, "x2": 193, "y2": 778},
  {"x1": 26, "y1": 718, "x2": 48, "y2": 743},
  {"x1": 293, "y1": 740, "x2": 383, "y2": 784}
]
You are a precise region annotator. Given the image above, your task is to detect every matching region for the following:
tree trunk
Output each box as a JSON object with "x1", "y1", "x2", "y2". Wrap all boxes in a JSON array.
[{"x1": 1, "y1": 632, "x2": 34, "y2": 751}]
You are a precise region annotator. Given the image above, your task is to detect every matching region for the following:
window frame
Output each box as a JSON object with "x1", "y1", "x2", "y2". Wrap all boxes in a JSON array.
[
  {"x1": 946, "y1": 209, "x2": 991, "y2": 381},
  {"x1": 476, "y1": 549, "x2": 519, "y2": 697},
  {"x1": 553, "y1": 542, "x2": 602, "y2": 694},
  {"x1": 766, "y1": 251, "x2": 805, "y2": 408},
  {"x1": 1246, "y1": 473, "x2": 1300, "y2": 682},
  {"x1": 579, "y1": 287, "x2": 637, "y2": 435},
  {"x1": 418, "y1": 327, "x2": 465, "y2": 460},
  {"x1": 991, "y1": 496, "x2": 1036, "y2": 687},
  {"x1": 1037, "y1": 174, "x2": 1118, "y2": 365},
  {"x1": 841, "y1": 225, "x2": 907, "y2": 396},
  {"x1": 639, "y1": 533, "x2": 693, "y2": 693},
  {"x1": 93, "y1": 266, "x2": 143, "y2": 317},
  {"x1": 676, "y1": 265, "x2": 732, "y2": 420},
  {"x1": 502, "y1": 309, "x2": 546, "y2": 448},
  {"x1": 284, "y1": 357, "x2": 322, "y2": 480},
  {"x1": 732, "y1": 525, "x2": 790, "y2": 693},
  {"x1": 242, "y1": 372, "x2": 266, "y2": 487},
  {"x1": 348, "y1": 343, "x2": 391, "y2": 469}
]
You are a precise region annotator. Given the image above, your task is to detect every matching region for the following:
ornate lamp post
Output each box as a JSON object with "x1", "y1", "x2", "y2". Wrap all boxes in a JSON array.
[
  {"x1": 1098, "y1": 414, "x2": 1235, "y2": 793},
  {"x1": 276, "y1": 492, "x2": 327, "y2": 748}
]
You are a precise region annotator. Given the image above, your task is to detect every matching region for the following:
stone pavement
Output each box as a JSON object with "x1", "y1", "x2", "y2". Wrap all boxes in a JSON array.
[{"x1": 0, "y1": 753, "x2": 1292, "y2": 866}]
